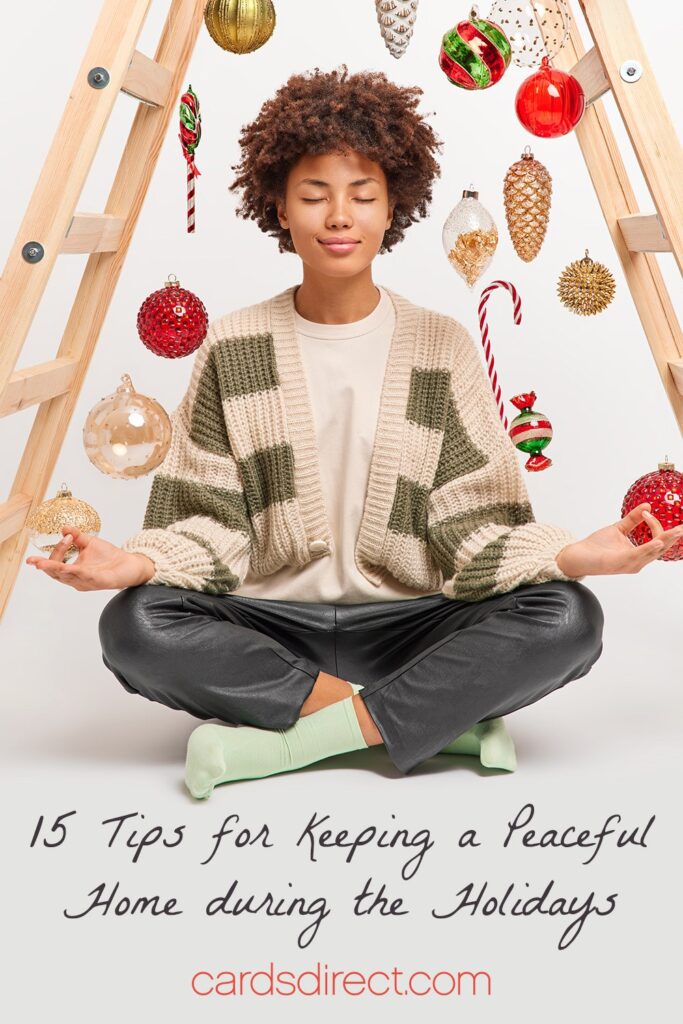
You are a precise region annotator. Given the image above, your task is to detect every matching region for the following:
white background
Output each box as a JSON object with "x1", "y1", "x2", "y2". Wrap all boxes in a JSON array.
[{"x1": 1, "y1": 1, "x2": 681, "y2": 1020}]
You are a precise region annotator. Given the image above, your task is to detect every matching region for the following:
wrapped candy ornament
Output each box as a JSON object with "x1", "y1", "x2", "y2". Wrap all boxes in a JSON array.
[
  {"x1": 137, "y1": 273, "x2": 208, "y2": 358},
  {"x1": 439, "y1": 5, "x2": 511, "y2": 89},
  {"x1": 443, "y1": 186, "x2": 499, "y2": 287},
  {"x1": 508, "y1": 391, "x2": 553, "y2": 471},
  {"x1": 375, "y1": 0, "x2": 420, "y2": 59},
  {"x1": 26, "y1": 483, "x2": 101, "y2": 562},
  {"x1": 83, "y1": 374, "x2": 172, "y2": 480},
  {"x1": 621, "y1": 457, "x2": 683, "y2": 562}
]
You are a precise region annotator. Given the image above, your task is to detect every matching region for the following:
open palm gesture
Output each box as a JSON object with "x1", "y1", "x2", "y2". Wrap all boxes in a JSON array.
[{"x1": 556, "y1": 502, "x2": 683, "y2": 578}]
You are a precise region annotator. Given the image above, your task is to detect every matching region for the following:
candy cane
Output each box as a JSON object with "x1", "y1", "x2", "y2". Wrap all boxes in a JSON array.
[
  {"x1": 179, "y1": 84, "x2": 202, "y2": 234},
  {"x1": 477, "y1": 279, "x2": 522, "y2": 432}
]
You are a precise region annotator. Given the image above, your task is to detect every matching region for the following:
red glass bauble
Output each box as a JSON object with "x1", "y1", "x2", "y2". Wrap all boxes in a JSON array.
[
  {"x1": 515, "y1": 56, "x2": 586, "y2": 138},
  {"x1": 137, "y1": 274, "x2": 208, "y2": 358},
  {"x1": 621, "y1": 457, "x2": 683, "y2": 562}
]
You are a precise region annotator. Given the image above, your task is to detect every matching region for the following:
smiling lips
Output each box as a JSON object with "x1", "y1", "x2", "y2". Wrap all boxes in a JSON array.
[{"x1": 317, "y1": 237, "x2": 360, "y2": 254}]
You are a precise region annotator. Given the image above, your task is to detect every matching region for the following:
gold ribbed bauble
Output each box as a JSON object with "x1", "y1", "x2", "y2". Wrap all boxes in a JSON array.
[
  {"x1": 204, "y1": 0, "x2": 276, "y2": 54},
  {"x1": 557, "y1": 249, "x2": 616, "y2": 315},
  {"x1": 26, "y1": 483, "x2": 101, "y2": 560},
  {"x1": 503, "y1": 146, "x2": 552, "y2": 262}
]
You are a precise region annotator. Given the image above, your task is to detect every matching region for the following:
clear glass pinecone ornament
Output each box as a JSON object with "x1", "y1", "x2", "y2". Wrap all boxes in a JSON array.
[
  {"x1": 375, "y1": 0, "x2": 419, "y2": 59},
  {"x1": 503, "y1": 146, "x2": 552, "y2": 261}
]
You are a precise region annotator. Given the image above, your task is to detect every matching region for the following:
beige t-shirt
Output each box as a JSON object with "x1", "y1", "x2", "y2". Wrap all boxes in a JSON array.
[{"x1": 234, "y1": 285, "x2": 442, "y2": 604}]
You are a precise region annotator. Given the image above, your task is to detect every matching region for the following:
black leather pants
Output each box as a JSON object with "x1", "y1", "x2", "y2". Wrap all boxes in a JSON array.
[{"x1": 98, "y1": 580, "x2": 604, "y2": 774}]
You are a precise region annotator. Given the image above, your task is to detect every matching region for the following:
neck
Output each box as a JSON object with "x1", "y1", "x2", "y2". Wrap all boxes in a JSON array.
[{"x1": 293, "y1": 266, "x2": 380, "y2": 324}]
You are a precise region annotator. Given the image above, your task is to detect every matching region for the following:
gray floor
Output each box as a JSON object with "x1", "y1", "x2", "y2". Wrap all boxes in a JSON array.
[{"x1": 2, "y1": 566, "x2": 680, "y2": 1022}]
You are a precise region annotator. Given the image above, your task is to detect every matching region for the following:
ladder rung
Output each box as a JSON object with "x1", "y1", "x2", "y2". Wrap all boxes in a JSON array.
[
  {"x1": 618, "y1": 213, "x2": 672, "y2": 252},
  {"x1": 0, "y1": 493, "x2": 32, "y2": 544},
  {"x1": 121, "y1": 49, "x2": 174, "y2": 107},
  {"x1": 570, "y1": 46, "x2": 611, "y2": 105},
  {"x1": 670, "y1": 360, "x2": 683, "y2": 398},
  {"x1": 0, "y1": 357, "x2": 79, "y2": 418},
  {"x1": 60, "y1": 213, "x2": 125, "y2": 254}
]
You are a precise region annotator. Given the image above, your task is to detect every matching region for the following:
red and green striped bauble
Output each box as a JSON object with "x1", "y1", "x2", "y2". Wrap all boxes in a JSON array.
[
  {"x1": 439, "y1": 8, "x2": 512, "y2": 90},
  {"x1": 508, "y1": 392, "x2": 553, "y2": 472}
]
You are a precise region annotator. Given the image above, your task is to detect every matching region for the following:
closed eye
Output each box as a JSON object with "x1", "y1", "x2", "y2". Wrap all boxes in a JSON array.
[{"x1": 301, "y1": 198, "x2": 377, "y2": 203}]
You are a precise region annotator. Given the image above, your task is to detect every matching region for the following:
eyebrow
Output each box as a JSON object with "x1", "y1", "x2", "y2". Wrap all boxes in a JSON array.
[{"x1": 295, "y1": 177, "x2": 380, "y2": 187}]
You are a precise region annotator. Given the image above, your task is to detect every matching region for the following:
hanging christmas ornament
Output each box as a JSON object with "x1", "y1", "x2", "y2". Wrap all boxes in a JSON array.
[
  {"x1": 477, "y1": 281, "x2": 553, "y2": 472},
  {"x1": 204, "y1": 0, "x2": 276, "y2": 54},
  {"x1": 375, "y1": 0, "x2": 420, "y2": 59},
  {"x1": 439, "y1": 5, "x2": 511, "y2": 89},
  {"x1": 179, "y1": 84, "x2": 202, "y2": 234},
  {"x1": 516, "y1": 56, "x2": 585, "y2": 137},
  {"x1": 478, "y1": 279, "x2": 521, "y2": 427},
  {"x1": 621, "y1": 457, "x2": 683, "y2": 562},
  {"x1": 503, "y1": 146, "x2": 552, "y2": 262},
  {"x1": 83, "y1": 374, "x2": 172, "y2": 480},
  {"x1": 443, "y1": 186, "x2": 499, "y2": 288},
  {"x1": 26, "y1": 483, "x2": 101, "y2": 562},
  {"x1": 508, "y1": 392, "x2": 553, "y2": 471},
  {"x1": 487, "y1": 0, "x2": 571, "y2": 68},
  {"x1": 137, "y1": 273, "x2": 208, "y2": 358},
  {"x1": 557, "y1": 249, "x2": 615, "y2": 315}
]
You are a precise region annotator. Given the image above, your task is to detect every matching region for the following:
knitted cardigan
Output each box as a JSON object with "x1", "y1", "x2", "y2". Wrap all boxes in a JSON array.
[{"x1": 121, "y1": 283, "x2": 582, "y2": 602}]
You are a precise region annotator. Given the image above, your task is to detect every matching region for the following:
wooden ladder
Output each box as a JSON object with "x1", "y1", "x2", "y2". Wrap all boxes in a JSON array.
[
  {"x1": 543, "y1": 0, "x2": 683, "y2": 426},
  {"x1": 0, "y1": 0, "x2": 205, "y2": 621}
]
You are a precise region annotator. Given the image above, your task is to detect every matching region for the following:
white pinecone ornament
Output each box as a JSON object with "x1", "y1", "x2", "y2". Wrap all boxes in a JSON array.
[
  {"x1": 375, "y1": 0, "x2": 420, "y2": 59},
  {"x1": 503, "y1": 146, "x2": 553, "y2": 262}
]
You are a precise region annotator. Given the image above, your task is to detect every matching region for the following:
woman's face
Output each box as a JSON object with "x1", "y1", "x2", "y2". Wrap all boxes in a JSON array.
[{"x1": 276, "y1": 149, "x2": 394, "y2": 276}]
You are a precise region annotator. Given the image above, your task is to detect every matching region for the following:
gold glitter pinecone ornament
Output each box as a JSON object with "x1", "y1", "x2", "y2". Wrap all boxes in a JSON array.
[
  {"x1": 204, "y1": 0, "x2": 276, "y2": 55},
  {"x1": 26, "y1": 483, "x2": 101, "y2": 561},
  {"x1": 375, "y1": 0, "x2": 420, "y2": 59},
  {"x1": 557, "y1": 249, "x2": 616, "y2": 315},
  {"x1": 503, "y1": 146, "x2": 552, "y2": 261}
]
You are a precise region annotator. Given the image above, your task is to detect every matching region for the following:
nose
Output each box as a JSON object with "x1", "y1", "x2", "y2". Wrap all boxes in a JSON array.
[{"x1": 325, "y1": 195, "x2": 353, "y2": 229}]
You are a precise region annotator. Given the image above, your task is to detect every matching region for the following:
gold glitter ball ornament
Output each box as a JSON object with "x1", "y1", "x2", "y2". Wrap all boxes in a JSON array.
[
  {"x1": 83, "y1": 374, "x2": 172, "y2": 479},
  {"x1": 204, "y1": 0, "x2": 276, "y2": 54},
  {"x1": 503, "y1": 145, "x2": 552, "y2": 262},
  {"x1": 557, "y1": 249, "x2": 616, "y2": 315},
  {"x1": 26, "y1": 483, "x2": 101, "y2": 562}
]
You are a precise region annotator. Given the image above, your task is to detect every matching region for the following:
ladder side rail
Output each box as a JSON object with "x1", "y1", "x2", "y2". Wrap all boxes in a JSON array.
[
  {"x1": 0, "y1": 0, "x2": 154, "y2": 397},
  {"x1": 0, "y1": 0, "x2": 206, "y2": 620},
  {"x1": 544, "y1": 1, "x2": 683, "y2": 432}
]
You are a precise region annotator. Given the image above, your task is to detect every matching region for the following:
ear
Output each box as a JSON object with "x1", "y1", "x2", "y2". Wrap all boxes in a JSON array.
[
  {"x1": 276, "y1": 198, "x2": 288, "y2": 230},
  {"x1": 386, "y1": 198, "x2": 395, "y2": 230}
]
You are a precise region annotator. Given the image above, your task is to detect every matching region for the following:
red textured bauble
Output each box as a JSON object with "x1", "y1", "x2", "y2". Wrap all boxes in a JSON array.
[
  {"x1": 515, "y1": 56, "x2": 586, "y2": 138},
  {"x1": 137, "y1": 274, "x2": 208, "y2": 358},
  {"x1": 621, "y1": 457, "x2": 683, "y2": 562}
]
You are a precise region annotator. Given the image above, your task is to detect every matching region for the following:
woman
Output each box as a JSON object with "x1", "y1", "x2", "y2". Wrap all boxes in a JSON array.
[{"x1": 26, "y1": 67, "x2": 682, "y2": 799}]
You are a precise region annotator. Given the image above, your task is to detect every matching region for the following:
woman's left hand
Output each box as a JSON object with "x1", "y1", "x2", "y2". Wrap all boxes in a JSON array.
[{"x1": 555, "y1": 502, "x2": 683, "y2": 578}]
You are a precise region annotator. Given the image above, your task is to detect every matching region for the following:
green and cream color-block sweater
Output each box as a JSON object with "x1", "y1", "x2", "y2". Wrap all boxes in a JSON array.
[{"x1": 121, "y1": 283, "x2": 582, "y2": 602}]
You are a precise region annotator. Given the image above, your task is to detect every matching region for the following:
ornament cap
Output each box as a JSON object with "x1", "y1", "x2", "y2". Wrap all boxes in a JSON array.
[
  {"x1": 658, "y1": 455, "x2": 675, "y2": 471},
  {"x1": 462, "y1": 186, "x2": 479, "y2": 199},
  {"x1": 165, "y1": 273, "x2": 180, "y2": 288},
  {"x1": 510, "y1": 391, "x2": 537, "y2": 410},
  {"x1": 116, "y1": 373, "x2": 136, "y2": 394}
]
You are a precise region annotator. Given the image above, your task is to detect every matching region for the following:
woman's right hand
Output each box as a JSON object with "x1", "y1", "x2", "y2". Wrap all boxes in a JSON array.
[{"x1": 25, "y1": 524, "x2": 156, "y2": 591}]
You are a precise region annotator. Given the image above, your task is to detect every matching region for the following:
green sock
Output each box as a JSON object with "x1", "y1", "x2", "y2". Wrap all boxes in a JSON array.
[
  {"x1": 185, "y1": 694, "x2": 368, "y2": 799},
  {"x1": 439, "y1": 718, "x2": 517, "y2": 772}
]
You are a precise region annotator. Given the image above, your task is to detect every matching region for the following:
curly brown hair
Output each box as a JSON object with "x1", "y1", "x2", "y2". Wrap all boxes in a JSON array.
[{"x1": 228, "y1": 64, "x2": 443, "y2": 254}]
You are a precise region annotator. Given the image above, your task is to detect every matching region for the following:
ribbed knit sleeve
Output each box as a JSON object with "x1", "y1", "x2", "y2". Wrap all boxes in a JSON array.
[
  {"x1": 426, "y1": 321, "x2": 582, "y2": 603},
  {"x1": 121, "y1": 322, "x2": 252, "y2": 593}
]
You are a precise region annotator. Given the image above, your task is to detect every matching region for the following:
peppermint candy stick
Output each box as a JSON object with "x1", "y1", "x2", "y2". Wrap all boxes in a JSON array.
[{"x1": 477, "y1": 279, "x2": 522, "y2": 432}]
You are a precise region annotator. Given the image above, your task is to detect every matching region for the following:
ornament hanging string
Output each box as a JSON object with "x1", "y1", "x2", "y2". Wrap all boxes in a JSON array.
[
  {"x1": 477, "y1": 279, "x2": 522, "y2": 431},
  {"x1": 179, "y1": 84, "x2": 202, "y2": 233}
]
